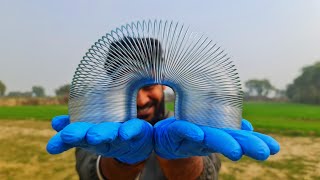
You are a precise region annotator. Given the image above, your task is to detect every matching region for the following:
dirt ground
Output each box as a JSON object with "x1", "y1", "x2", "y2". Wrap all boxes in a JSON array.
[
  {"x1": 219, "y1": 135, "x2": 320, "y2": 180},
  {"x1": 0, "y1": 120, "x2": 319, "y2": 180}
]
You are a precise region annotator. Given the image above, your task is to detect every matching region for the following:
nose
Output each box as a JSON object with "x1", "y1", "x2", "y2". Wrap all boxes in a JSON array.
[{"x1": 137, "y1": 89, "x2": 150, "y2": 107}]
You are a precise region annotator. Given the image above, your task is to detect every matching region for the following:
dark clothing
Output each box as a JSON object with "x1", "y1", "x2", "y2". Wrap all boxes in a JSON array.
[
  {"x1": 75, "y1": 111, "x2": 221, "y2": 180},
  {"x1": 76, "y1": 149, "x2": 220, "y2": 180}
]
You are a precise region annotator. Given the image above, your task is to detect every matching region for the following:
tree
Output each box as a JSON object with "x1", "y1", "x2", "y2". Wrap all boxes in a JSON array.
[
  {"x1": 55, "y1": 84, "x2": 71, "y2": 96},
  {"x1": 245, "y1": 79, "x2": 274, "y2": 97},
  {"x1": 32, "y1": 86, "x2": 45, "y2": 97},
  {"x1": 274, "y1": 89, "x2": 286, "y2": 99},
  {"x1": 286, "y1": 61, "x2": 320, "y2": 104},
  {"x1": 0, "y1": 80, "x2": 5, "y2": 96},
  {"x1": 7, "y1": 91, "x2": 32, "y2": 97}
]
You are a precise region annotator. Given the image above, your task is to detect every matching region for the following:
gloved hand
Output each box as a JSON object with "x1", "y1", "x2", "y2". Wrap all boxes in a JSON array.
[
  {"x1": 154, "y1": 117, "x2": 280, "y2": 161},
  {"x1": 46, "y1": 115, "x2": 153, "y2": 164}
]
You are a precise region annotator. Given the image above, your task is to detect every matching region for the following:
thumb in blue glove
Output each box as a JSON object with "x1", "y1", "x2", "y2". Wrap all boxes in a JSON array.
[{"x1": 51, "y1": 115, "x2": 70, "y2": 132}]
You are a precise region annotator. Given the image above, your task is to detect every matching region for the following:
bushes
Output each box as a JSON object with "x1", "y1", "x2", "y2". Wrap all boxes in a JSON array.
[{"x1": 0, "y1": 97, "x2": 68, "y2": 106}]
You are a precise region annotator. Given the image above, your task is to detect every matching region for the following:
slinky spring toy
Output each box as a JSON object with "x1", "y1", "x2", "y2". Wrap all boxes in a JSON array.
[{"x1": 69, "y1": 20, "x2": 243, "y2": 129}]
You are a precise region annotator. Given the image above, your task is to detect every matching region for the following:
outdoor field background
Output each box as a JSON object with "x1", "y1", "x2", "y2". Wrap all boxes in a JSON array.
[{"x1": 0, "y1": 101, "x2": 319, "y2": 180}]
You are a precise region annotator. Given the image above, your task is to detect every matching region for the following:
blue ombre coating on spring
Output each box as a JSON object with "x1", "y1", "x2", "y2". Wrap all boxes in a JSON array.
[{"x1": 69, "y1": 20, "x2": 243, "y2": 129}]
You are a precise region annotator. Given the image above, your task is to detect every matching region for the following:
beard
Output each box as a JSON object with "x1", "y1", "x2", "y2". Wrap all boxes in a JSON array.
[{"x1": 137, "y1": 95, "x2": 165, "y2": 125}]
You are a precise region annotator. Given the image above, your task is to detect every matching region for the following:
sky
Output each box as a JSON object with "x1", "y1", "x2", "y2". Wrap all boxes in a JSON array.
[{"x1": 0, "y1": 0, "x2": 319, "y2": 96}]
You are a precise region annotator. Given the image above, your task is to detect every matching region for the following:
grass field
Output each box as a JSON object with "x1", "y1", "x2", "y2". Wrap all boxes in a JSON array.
[
  {"x1": 0, "y1": 102, "x2": 320, "y2": 136},
  {"x1": 0, "y1": 105, "x2": 68, "y2": 120},
  {"x1": 0, "y1": 101, "x2": 320, "y2": 179},
  {"x1": 242, "y1": 102, "x2": 320, "y2": 136}
]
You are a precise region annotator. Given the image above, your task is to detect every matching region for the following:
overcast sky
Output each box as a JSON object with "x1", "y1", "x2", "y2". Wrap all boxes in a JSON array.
[{"x1": 0, "y1": 0, "x2": 319, "y2": 95}]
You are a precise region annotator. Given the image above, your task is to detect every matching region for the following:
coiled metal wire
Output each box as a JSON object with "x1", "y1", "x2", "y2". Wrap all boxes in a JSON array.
[{"x1": 69, "y1": 20, "x2": 243, "y2": 129}]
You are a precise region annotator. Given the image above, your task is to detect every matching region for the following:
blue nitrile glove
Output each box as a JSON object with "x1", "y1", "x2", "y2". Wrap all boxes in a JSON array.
[
  {"x1": 154, "y1": 117, "x2": 280, "y2": 161},
  {"x1": 47, "y1": 115, "x2": 153, "y2": 164}
]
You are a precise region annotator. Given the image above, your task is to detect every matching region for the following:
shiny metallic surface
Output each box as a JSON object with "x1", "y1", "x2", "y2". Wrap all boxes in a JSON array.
[{"x1": 69, "y1": 20, "x2": 243, "y2": 129}]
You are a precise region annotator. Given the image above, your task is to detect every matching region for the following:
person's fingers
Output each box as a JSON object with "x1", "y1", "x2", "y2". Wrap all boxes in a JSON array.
[
  {"x1": 224, "y1": 129, "x2": 270, "y2": 160},
  {"x1": 154, "y1": 117, "x2": 176, "y2": 129},
  {"x1": 174, "y1": 140, "x2": 211, "y2": 157},
  {"x1": 46, "y1": 131, "x2": 73, "y2": 154},
  {"x1": 86, "y1": 122, "x2": 121, "y2": 145},
  {"x1": 51, "y1": 115, "x2": 70, "y2": 132},
  {"x1": 168, "y1": 120, "x2": 204, "y2": 143},
  {"x1": 240, "y1": 119, "x2": 280, "y2": 156},
  {"x1": 201, "y1": 126, "x2": 243, "y2": 161},
  {"x1": 251, "y1": 132, "x2": 280, "y2": 155},
  {"x1": 241, "y1": 119, "x2": 254, "y2": 131},
  {"x1": 119, "y1": 119, "x2": 152, "y2": 141},
  {"x1": 60, "y1": 122, "x2": 93, "y2": 144}
]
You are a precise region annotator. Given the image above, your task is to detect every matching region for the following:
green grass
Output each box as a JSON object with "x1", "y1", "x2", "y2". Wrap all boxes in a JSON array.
[
  {"x1": 0, "y1": 105, "x2": 68, "y2": 121},
  {"x1": 1, "y1": 102, "x2": 320, "y2": 136},
  {"x1": 243, "y1": 102, "x2": 320, "y2": 120},
  {"x1": 0, "y1": 120, "x2": 77, "y2": 179},
  {"x1": 242, "y1": 102, "x2": 320, "y2": 136}
]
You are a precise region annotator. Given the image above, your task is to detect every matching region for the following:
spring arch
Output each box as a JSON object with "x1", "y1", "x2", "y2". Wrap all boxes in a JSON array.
[{"x1": 69, "y1": 20, "x2": 243, "y2": 129}]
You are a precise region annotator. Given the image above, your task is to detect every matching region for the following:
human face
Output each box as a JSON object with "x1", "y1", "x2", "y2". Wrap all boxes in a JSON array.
[{"x1": 136, "y1": 84, "x2": 166, "y2": 123}]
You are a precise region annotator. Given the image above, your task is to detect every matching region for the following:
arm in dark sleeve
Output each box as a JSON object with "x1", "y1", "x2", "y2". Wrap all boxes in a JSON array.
[
  {"x1": 75, "y1": 148, "x2": 100, "y2": 180},
  {"x1": 197, "y1": 154, "x2": 221, "y2": 180}
]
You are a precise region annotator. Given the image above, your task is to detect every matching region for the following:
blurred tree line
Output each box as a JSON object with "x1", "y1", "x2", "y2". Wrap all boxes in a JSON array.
[
  {"x1": 0, "y1": 61, "x2": 319, "y2": 104},
  {"x1": 244, "y1": 79, "x2": 286, "y2": 99},
  {"x1": 0, "y1": 82, "x2": 71, "y2": 98},
  {"x1": 244, "y1": 61, "x2": 320, "y2": 104},
  {"x1": 286, "y1": 62, "x2": 320, "y2": 104},
  {"x1": 55, "y1": 84, "x2": 70, "y2": 97},
  {"x1": 245, "y1": 79, "x2": 275, "y2": 97},
  {"x1": 0, "y1": 80, "x2": 5, "y2": 96}
]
